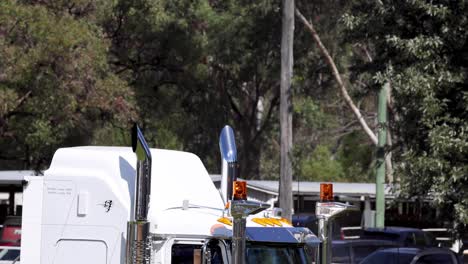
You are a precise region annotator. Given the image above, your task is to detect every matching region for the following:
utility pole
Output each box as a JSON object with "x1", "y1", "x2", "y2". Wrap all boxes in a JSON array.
[
  {"x1": 279, "y1": 0, "x2": 294, "y2": 221},
  {"x1": 376, "y1": 83, "x2": 388, "y2": 228}
]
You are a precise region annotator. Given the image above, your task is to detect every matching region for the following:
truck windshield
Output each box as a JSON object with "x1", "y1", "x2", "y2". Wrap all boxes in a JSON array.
[{"x1": 245, "y1": 243, "x2": 311, "y2": 264}]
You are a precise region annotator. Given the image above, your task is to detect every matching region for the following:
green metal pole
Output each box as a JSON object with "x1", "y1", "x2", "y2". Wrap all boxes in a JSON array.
[{"x1": 376, "y1": 83, "x2": 388, "y2": 228}]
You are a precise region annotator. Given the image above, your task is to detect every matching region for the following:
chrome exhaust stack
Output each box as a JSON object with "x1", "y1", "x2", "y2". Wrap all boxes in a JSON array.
[
  {"x1": 219, "y1": 125, "x2": 268, "y2": 264},
  {"x1": 219, "y1": 125, "x2": 238, "y2": 205},
  {"x1": 315, "y1": 184, "x2": 359, "y2": 264},
  {"x1": 126, "y1": 124, "x2": 152, "y2": 264},
  {"x1": 132, "y1": 124, "x2": 152, "y2": 221}
]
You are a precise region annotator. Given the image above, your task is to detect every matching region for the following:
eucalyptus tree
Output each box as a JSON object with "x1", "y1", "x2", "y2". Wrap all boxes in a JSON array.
[
  {"x1": 203, "y1": 0, "x2": 284, "y2": 178},
  {"x1": 343, "y1": 0, "x2": 468, "y2": 231},
  {"x1": 292, "y1": 0, "x2": 376, "y2": 183},
  {"x1": 0, "y1": 0, "x2": 133, "y2": 169}
]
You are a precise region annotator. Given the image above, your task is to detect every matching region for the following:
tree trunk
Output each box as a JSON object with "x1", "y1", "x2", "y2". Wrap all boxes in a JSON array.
[
  {"x1": 279, "y1": 0, "x2": 294, "y2": 221},
  {"x1": 239, "y1": 123, "x2": 261, "y2": 179},
  {"x1": 295, "y1": 9, "x2": 378, "y2": 145},
  {"x1": 295, "y1": 9, "x2": 397, "y2": 185}
]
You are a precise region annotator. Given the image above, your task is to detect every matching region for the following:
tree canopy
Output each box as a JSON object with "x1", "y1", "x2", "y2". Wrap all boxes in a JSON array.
[
  {"x1": 0, "y1": 0, "x2": 134, "y2": 169},
  {"x1": 342, "y1": 0, "x2": 468, "y2": 230},
  {"x1": 0, "y1": 0, "x2": 466, "y2": 229}
]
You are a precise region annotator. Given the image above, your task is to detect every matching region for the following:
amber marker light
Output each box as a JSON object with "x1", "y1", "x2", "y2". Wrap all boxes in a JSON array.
[
  {"x1": 320, "y1": 183, "x2": 333, "y2": 202},
  {"x1": 252, "y1": 218, "x2": 268, "y2": 226},
  {"x1": 252, "y1": 218, "x2": 282, "y2": 227},
  {"x1": 268, "y1": 218, "x2": 283, "y2": 226},
  {"x1": 279, "y1": 218, "x2": 292, "y2": 226},
  {"x1": 232, "y1": 181, "x2": 247, "y2": 200},
  {"x1": 217, "y1": 217, "x2": 233, "y2": 226}
]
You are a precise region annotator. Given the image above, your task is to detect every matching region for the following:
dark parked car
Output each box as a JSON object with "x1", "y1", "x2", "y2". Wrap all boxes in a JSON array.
[
  {"x1": 331, "y1": 239, "x2": 399, "y2": 264},
  {"x1": 293, "y1": 214, "x2": 318, "y2": 235},
  {"x1": 461, "y1": 235, "x2": 468, "y2": 264},
  {"x1": 293, "y1": 211, "x2": 361, "y2": 240},
  {"x1": 360, "y1": 227, "x2": 435, "y2": 248},
  {"x1": 360, "y1": 247, "x2": 461, "y2": 264},
  {"x1": 0, "y1": 246, "x2": 20, "y2": 264}
]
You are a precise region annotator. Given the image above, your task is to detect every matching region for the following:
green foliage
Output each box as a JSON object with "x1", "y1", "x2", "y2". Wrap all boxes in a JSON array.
[
  {"x1": 199, "y1": 0, "x2": 283, "y2": 177},
  {"x1": 336, "y1": 131, "x2": 374, "y2": 182},
  {"x1": 3, "y1": 1, "x2": 464, "y2": 236},
  {"x1": 297, "y1": 145, "x2": 344, "y2": 182},
  {"x1": 344, "y1": 0, "x2": 468, "y2": 228},
  {"x1": 102, "y1": 0, "x2": 216, "y2": 161},
  {"x1": 0, "y1": 0, "x2": 133, "y2": 169},
  {"x1": 292, "y1": 95, "x2": 371, "y2": 183},
  {"x1": 293, "y1": 102, "x2": 374, "y2": 182},
  {"x1": 294, "y1": 97, "x2": 331, "y2": 130},
  {"x1": 292, "y1": 0, "x2": 379, "y2": 183}
]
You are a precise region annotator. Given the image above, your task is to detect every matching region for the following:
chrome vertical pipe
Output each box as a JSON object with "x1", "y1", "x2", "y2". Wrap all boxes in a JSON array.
[
  {"x1": 127, "y1": 124, "x2": 152, "y2": 264},
  {"x1": 126, "y1": 222, "x2": 151, "y2": 264},
  {"x1": 132, "y1": 124, "x2": 152, "y2": 221},
  {"x1": 315, "y1": 201, "x2": 358, "y2": 264},
  {"x1": 219, "y1": 125, "x2": 238, "y2": 204},
  {"x1": 232, "y1": 217, "x2": 246, "y2": 264},
  {"x1": 219, "y1": 125, "x2": 243, "y2": 264},
  {"x1": 316, "y1": 217, "x2": 332, "y2": 264},
  {"x1": 219, "y1": 125, "x2": 269, "y2": 264}
]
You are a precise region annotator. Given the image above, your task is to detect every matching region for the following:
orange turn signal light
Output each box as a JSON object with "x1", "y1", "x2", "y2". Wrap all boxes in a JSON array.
[
  {"x1": 233, "y1": 181, "x2": 247, "y2": 200},
  {"x1": 320, "y1": 183, "x2": 333, "y2": 201}
]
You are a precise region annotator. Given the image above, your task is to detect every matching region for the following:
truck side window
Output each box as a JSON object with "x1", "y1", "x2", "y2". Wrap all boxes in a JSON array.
[
  {"x1": 208, "y1": 242, "x2": 223, "y2": 264},
  {"x1": 203, "y1": 239, "x2": 225, "y2": 264},
  {"x1": 172, "y1": 244, "x2": 202, "y2": 264}
]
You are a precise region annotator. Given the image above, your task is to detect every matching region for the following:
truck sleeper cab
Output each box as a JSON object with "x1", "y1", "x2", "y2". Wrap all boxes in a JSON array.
[{"x1": 20, "y1": 146, "x2": 319, "y2": 264}]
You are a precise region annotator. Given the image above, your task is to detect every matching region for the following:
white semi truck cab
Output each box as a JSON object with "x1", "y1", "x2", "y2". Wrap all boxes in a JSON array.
[{"x1": 20, "y1": 125, "x2": 320, "y2": 264}]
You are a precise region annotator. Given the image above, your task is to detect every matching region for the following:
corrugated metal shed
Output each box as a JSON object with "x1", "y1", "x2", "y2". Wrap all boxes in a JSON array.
[
  {"x1": 210, "y1": 174, "x2": 394, "y2": 198},
  {"x1": 246, "y1": 180, "x2": 394, "y2": 198}
]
